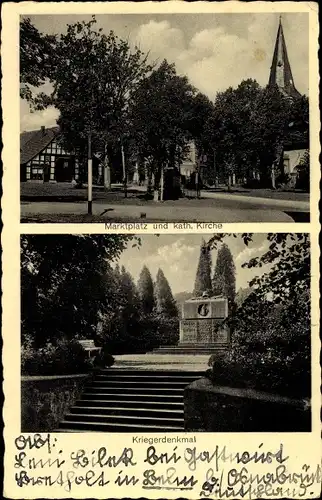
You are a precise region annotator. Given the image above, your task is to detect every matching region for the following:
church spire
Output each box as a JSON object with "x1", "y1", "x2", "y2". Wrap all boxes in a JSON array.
[{"x1": 268, "y1": 17, "x2": 301, "y2": 99}]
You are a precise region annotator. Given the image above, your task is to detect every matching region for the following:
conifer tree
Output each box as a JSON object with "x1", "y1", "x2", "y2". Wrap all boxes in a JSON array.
[
  {"x1": 137, "y1": 265, "x2": 155, "y2": 314},
  {"x1": 119, "y1": 266, "x2": 140, "y2": 324},
  {"x1": 193, "y1": 239, "x2": 212, "y2": 296},
  {"x1": 155, "y1": 268, "x2": 178, "y2": 317},
  {"x1": 212, "y1": 243, "x2": 236, "y2": 309}
]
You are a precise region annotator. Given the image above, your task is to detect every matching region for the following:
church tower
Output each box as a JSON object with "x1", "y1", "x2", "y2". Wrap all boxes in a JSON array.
[{"x1": 268, "y1": 17, "x2": 301, "y2": 99}]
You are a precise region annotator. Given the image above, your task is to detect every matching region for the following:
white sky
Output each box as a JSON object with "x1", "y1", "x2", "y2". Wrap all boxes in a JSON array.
[
  {"x1": 20, "y1": 12, "x2": 308, "y2": 131},
  {"x1": 117, "y1": 234, "x2": 272, "y2": 295}
]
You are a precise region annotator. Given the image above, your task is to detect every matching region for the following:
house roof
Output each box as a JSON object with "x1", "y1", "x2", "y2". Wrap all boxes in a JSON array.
[{"x1": 20, "y1": 126, "x2": 60, "y2": 164}]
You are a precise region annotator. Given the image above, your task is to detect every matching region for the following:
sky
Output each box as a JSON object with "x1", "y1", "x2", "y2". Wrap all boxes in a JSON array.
[
  {"x1": 116, "y1": 233, "x2": 272, "y2": 295},
  {"x1": 20, "y1": 12, "x2": 309, "y2": 131}
]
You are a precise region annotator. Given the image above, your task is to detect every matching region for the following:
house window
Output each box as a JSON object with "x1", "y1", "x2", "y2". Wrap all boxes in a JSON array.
[
  {"x1": 31, "y1": 167, "x2": 43, "y2": 180},
  {"x1": 44, "y1": 154, "x2": 51, "y2": 166}
]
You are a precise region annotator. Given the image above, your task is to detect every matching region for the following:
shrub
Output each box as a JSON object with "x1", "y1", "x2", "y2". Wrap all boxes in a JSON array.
[
  {"x1": 295, "y1": 151, "x2": 310, "y2": 191},
  {"x1": 93, "y1": 346, "x2": 115, "y2": 368},
  {"x1": 207, "y1": 302, "x2": 310, "y2": 400},
  {"x1": 99, "y1": 313, "x2": 180, "y2": 354},
  {"x1": 208, "y1": 347, "x2": 310, "y2": 399},
  {"x1": 157, "y1": 316, "x2": 179, "y2": 346},
  {"x1": 21, "y1": 339, "x2": 92, "y2": 376},
  {"x1": 207, "y1": 285, "x2": 311, "y2": 400},
  {"x1": 276, "y1": 171, "x2": 291, "y2": 189}
]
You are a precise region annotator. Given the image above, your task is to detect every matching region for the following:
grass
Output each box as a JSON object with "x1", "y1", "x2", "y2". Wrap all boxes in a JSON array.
[
  {"x1": 21, "y1": 182, "x2": 309, "y2": 203},
  {"x1": 21, "y1": 214, "x2": 110, "y2": 223}
]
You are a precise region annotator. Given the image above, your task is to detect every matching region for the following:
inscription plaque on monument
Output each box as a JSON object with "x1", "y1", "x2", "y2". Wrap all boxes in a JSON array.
[
  {"x1": 198, "y1": 319, "x2": 212, "y2": 342},
  {"x1": 180, "y1": 320, "x2": 198, "y2": 342}
]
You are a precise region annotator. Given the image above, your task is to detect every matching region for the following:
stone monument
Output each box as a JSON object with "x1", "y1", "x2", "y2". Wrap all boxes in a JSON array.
[{"x1": 179, "y1": 293, "x2": 230, "y2": 349}]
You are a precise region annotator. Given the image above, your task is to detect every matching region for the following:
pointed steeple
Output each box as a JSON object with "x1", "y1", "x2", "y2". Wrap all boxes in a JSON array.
[{"x1": 268, "y1": 17, "x2": 301, "y2": 99}]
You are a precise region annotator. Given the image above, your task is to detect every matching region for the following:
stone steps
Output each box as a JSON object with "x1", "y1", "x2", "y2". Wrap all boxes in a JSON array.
[
  {"x1": 152, "y1": 344, "x2": 226, "y2": 355},
  {"x1": 58, "y1": 420, "x2": 184, "y2": 432},
  {"x1": 58, "y1": 369, "x2": 204, "y2": 432},
  {"x1": 76, "y1": 398, "x2": 184, "y2": 409}
]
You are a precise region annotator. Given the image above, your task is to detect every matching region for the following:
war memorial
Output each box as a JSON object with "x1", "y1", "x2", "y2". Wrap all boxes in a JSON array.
[{"x1": 180, "y1": 295, "x2": 230, "y2": 347}]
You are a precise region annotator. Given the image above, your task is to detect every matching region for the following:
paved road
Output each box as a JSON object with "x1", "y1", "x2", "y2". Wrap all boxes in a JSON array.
[
  {"x1": 21, "y1": 200, "x2": 296, "y2": 222},
  {"x1": 200, "y1": 190, "x2": 309, "y2": 212}
]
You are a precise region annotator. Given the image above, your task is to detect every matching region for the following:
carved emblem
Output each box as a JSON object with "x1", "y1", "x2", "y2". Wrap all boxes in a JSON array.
[{"x1": 197, "y1": 303, "x2": 210, "y2": 317}]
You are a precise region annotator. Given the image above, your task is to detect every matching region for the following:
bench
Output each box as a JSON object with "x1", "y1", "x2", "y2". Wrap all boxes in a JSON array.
[{"x1": 78, "y1": 339, "x2": 101, "y2": 359}]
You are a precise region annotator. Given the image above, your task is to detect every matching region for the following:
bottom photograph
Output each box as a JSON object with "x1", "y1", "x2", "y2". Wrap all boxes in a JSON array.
[{"x1": 21, "y1": 232, "x2": 311, "y2": 433}]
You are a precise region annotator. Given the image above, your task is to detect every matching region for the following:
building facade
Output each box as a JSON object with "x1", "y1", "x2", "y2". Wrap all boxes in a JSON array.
[{"x1": 20, "y1": 126, "x2": 80, "y2": 182}]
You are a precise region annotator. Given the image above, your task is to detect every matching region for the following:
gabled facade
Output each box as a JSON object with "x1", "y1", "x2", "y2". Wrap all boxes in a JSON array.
[{"x1": 20, "y1": 126, "x2": 80, "y2": 182}]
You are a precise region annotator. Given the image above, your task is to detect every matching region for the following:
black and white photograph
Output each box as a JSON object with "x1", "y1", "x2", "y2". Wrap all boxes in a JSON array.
[
  {"x1": 21, "y1": 233, "x2": 311, "y2": 433},
  {"x1": 20, "y1": 12, "x2": 310, "y2": 223},
  {"x1": 1, "y1": 1, "x2": 320, "y2": 497}
]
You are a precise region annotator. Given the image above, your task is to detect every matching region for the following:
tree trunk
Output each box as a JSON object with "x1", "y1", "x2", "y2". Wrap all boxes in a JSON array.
[
  {"x1": 271, "y1": 166, "x2": 276, "y2": 190},
  {"x1": 153, "y1": 163, "x2": 161, "y2": 202},
  {"x1": 103, "y1": 146, "x2": 111, "y2": 190},
  {"x1": 104, "y1": 162, "x2": 111, "y2": 190},
  {"x1": 272, "y1": 141, "x2": 283, "y2": 189},
  {"x1": 121, "y1": 144, "x2": 127, "y2": 198},
  {"x1": 147, "y1": 169, "x2": 153, "y2": 195},
  {"x1": 160, "y1": 165, "x2": 164, "y2": 202}
]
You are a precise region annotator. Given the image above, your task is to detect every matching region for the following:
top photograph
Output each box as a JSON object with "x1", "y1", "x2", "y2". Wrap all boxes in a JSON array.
[{"x1": 20, "y1": 12, "x2": 310, "y2": 223}]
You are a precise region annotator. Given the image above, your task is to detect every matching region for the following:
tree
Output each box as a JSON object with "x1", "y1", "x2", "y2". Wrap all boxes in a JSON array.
[
  {"x1": 204, "y1": 80, "x2": 309, "y2": 189},
  {"x1": 205, "y1": 79, "x2": 262, "y2": 187},
  {"x1": 137, "y1": 265, "x2": 155, "y2": 314},
  {"x1": 296, "y1": 149, "x2": 310, "y2": 191},
  {"x1": 21, "y1": 235, "x2": 134, "y2": 347},
  {"x1": 212, "y1": 243, "x2": 236, "y2": 310},
  {"x1": 235, "y1": 287, "x2": 253, "y2": 307},
  {"x1": 207, "y1": 233, "x2": 310, "y2": 304},
  {"x1": 101, "y1": 265, "x2": 161, "y2": 354},
  {"x1": 287, "y1": 95, "x2": 309, "y2": 146},
  {"x1": 187, "y1": 92, "x2": 214, "y2": 150},
  {"x1": 251, "y1": 85, "x2": 291, "y2": 188},
  {"x1": 129, "y1": 60, "x2": 197, "y2": 199},
  {"x1": 26, "y1": 17, "x2": 152, "y2": 185},
  {"x1": 155, "y1": 268, "x2": 178, "y2": 318},
  {"x1": 118, "y1": 266, "x2": 141, "y2": 326},
  {"x1": 240, "y1": 233, "x2": 310, "y2": 302},
  {"x1": 207, "y1": 233, "x2": 310, "y2": 399},
  {"x1": 20, "y1": 17, "x2": 57, "y2": 100},
  {"x1": 193, "y1": 239, "x2": 212, "y2": 296}
]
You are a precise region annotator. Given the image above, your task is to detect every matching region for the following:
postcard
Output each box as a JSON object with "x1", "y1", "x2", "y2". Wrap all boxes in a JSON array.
[{"x1": 2, "y1": 1, "x2": 320, "y2": 498}]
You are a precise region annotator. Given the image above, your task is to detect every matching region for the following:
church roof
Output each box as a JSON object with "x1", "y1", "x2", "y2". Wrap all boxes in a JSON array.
[
  {"x1": 268, "y1": 18, "x2": 301, "y2": 99},
  {"x1": 20, "y1": 126, "x2": 59, "y2": 164}
]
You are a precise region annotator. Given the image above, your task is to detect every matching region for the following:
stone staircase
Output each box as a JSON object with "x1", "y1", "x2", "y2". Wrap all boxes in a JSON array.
[
  {"x1": 58, "y1": 369, "x2": 204, "y2": 432},
  {"x1": 152, "y1": 343, "x2": 226, "y2": 355}
]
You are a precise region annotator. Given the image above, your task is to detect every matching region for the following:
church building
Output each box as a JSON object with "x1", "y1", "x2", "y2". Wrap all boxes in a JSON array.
[
  {"x1": 268, "y1": 17, "x2": 308, "y2": 180},
  {"x1": 268, "y1": 17, "x2": 301, "y2": 99}
]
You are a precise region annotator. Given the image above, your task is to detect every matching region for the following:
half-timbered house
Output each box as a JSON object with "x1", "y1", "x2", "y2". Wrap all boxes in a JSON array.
[{"x1": 20, "y1": 126, "x2": 80, "y2": 182}]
